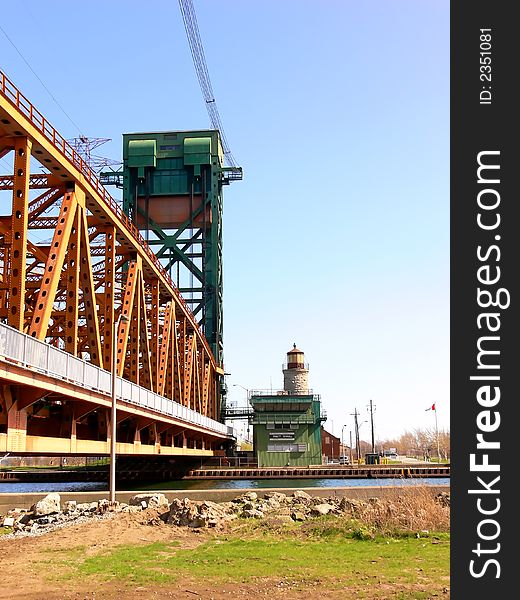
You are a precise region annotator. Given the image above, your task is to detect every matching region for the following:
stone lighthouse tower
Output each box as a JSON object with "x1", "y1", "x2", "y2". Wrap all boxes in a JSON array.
[{"x1": 283, "y1": 344, "x2": 309, "y2": 395}]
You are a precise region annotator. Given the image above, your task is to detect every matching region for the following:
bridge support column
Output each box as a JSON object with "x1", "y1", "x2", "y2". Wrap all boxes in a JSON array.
[
  {"x1": 2, "y1": 387, "x2": 27, "y2": 452},
  {"x1": 70, "y1": 418, "x2": 77, "y2": 453},
  {"x1": 105, "y1": 408, "x2": 112, "y2": 453},
  {"x1": 6, "y1": 406, "x2": 27, "y2": 452},
  {"x1": 151, "y1": 422, "x2": 161, "y2": 455},
  {"x1": 133, "y1": 427, "x2": 141, "y2": 453}
]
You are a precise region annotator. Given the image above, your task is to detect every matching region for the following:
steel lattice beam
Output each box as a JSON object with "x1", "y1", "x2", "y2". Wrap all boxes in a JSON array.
[{"x1": 0, "y1": 68, "x2": 222, "y2": 436}]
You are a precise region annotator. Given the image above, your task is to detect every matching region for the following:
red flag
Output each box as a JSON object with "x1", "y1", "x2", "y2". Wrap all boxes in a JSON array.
[{"x1": 425, "y1": 403, "x2": 436, "y2": 411}]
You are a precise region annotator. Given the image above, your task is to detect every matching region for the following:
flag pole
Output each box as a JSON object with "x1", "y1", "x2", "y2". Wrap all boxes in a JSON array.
[{"x1": 435, "y1": 405, "x2": 440, "y2": 463}]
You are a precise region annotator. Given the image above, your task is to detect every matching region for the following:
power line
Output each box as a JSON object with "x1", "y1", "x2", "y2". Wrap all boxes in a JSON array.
[
  {"x1": 0, "y1": 23, "x2": 83, "y2": 135},
  {"x1": 178, "y1": 0, "x2": 238, "y2": 167}
]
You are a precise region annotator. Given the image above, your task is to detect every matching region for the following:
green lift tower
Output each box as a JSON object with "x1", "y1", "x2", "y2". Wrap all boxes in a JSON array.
[{"x1": 118, "y1": 129, "x2": 241, "y2": 372}]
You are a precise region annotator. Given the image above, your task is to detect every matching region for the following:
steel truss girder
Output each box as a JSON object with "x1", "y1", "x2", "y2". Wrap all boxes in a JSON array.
[
  {"x1": 7, "y1": 137, "x2": 32, "y2": 330},
  {"x1": 0, "y1": 173, "x2": 63, "y2": 190},
  {"x1": 0, "y1": 69, "x2": 221, "y2": 425}
]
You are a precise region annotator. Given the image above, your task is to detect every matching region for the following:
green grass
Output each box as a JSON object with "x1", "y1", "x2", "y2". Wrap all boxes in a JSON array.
[{"x1": 54, "y1": 532, "x2": 449, "y2": 597}]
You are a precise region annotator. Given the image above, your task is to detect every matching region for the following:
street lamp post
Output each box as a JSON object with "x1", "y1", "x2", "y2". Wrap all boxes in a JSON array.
[
  {"x1": 434, "y1": 406, "x2": 440, "y2": 463},
  {"x1": 232, "y1": 383, "x2": 250, "y2": 397},
  {"x1": 232, "y1": 383, "x2": 251, "y2": 445},
  {"x1": 109, "y1": 313, "x2": 128, "y2": 503},
  {"x1": 341, "y1": 424, "x2": 347, "y2": 461}
]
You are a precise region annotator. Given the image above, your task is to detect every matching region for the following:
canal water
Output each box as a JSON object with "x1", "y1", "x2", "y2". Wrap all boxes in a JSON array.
[{"x1": 0, "y1": 477, "x2": 449, "y2": 494}]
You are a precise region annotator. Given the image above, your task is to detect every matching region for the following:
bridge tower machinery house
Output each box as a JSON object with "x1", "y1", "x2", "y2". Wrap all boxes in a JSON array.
[
  {"x1": 0, "y1": 69, "x2": 233, "y2": 456},
  {"x1": 119, "y1": 130, "x2": 242, "y2": 368}
]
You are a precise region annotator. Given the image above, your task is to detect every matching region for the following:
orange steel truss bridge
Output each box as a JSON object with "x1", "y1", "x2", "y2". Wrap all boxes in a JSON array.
[{"x1": 0, "y1": 70, "x2": 233, "y2": 458}]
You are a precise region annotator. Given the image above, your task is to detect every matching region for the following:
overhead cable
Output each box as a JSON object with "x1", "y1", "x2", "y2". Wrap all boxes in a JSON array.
[{"x1": 0, "y1": 23, "x2": 83, "y2": 136}]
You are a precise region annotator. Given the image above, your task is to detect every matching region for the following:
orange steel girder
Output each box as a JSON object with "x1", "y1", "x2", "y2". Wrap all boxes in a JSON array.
[
  {"x1": 150, "y1": 278, "x2": 160, "y2": 391},
  {"x1": 138, "y1": 272, "x2": 153, "y2": 390},
  {"x1": 28, "y1": 191, "x2": 78, "y2": 340},
  {"x1": 78, "y1": 204, "x2": 104, "y2": 367},
  {"x1": 173, "y1": 313, "x2": 185, "y2": 404},
  {"x1": 0, "y1": 70, "x2": 221, "y2": 423},
  {"x1": 8, "y1": 137, "x2": 32, "y2": 330},
  {"x1": 102, "y1": 225, "x2": 116, "y2": 371},
  {"x1": 65, "y1": 205, "x2": 81, "y2": 355},
  {"x1": 117, "y1": 260, "x2": 139, "y2": 378},
  {"x1": 157, "y1": 302, "x2": 172, "y2": 396}
]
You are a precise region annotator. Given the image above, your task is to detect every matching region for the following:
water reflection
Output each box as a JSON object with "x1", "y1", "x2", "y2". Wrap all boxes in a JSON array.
[{"x1": 0, "y1": 481, "x2": 105, "y2": 494}]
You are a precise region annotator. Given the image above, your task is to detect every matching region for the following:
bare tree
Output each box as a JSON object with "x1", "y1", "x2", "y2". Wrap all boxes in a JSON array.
[{"x1": 378, "y1": 429, "x2": 450, "y2": 461}]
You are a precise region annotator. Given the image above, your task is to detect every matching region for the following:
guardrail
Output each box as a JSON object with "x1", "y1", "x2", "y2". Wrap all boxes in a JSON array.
[
  {"x1": 0, "y1": 322, "x2": 228, "y2": 436},
  {"x1": 249, "y1": 390, "x2": 318, "y2": 398}
]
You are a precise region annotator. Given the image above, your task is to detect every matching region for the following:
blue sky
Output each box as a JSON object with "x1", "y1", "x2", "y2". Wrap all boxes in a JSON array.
[{"x1": 0, "y1": 0, "x2": 449, "y2": 441}]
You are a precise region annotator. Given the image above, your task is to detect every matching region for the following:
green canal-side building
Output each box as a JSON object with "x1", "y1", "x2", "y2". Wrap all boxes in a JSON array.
[{"x1": 250, "y1": 345, "x2": 326, "y2": 467}]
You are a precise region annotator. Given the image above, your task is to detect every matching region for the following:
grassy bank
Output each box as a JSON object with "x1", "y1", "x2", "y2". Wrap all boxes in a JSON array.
[
  {"x1": 60, "y1": 531, "x2": 449, "y2": 598},
  {"x1": 4, "y1": 486, "x2": 449, "y2": 598},
  {"x1": 46, "y1": 492, "x2": 450, "y2": 599}
]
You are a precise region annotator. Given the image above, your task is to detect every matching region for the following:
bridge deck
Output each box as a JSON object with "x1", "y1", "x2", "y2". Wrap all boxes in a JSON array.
[{"x1": 0, "y1": 314, "x2": 231, "y2": 455}]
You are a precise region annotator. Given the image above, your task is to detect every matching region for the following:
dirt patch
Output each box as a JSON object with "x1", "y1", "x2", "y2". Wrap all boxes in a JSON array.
[
  {"x1": 0, "y1": 510, "x2": 337, "y2": 599},
  {"x1": 0, "y1": 509, "x2": 210, "y2": 599}
]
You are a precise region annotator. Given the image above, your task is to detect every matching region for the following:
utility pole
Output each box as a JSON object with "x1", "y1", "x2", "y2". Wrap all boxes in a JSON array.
[
  {"x1": 349, "y1": 430, "x2": 353, "y2": 465},
  {"x1": 367, "y1": 399, "x2": 376, "y2": 453},
  {"x1": 351, "y1": 409, "x2": 360, "y2": 463}
]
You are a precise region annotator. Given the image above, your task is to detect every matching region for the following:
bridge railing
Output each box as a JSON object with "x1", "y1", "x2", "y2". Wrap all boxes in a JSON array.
[{"x1": 0, "y1": 322, "x2": 228, "y2": 436}]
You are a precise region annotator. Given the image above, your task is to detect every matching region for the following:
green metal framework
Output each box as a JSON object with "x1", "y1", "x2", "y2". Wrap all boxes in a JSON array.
[{"x1": 120, "y1": 130, "x2": 241, "y2": 367}]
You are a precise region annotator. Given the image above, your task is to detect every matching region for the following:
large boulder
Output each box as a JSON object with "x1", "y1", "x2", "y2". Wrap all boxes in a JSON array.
[
  {"x1": 76, "y1": 502, "x2": 98, "y2": 513},
  {"x1": 30, "y1": 493, "x2": 61, "y2": 517},
  {"x1": 338, "y1": 497, "x2": 368, "y2": 516},
  {"x1": 291, "y1": 510, "x2": 307, "y2": 521},
  {"x1": 231, "y1": 491, "x2": 258, "y2": 504},
  {"x1": 291, "y1": 490, "x2": 312, "y2": 503},
  {"x1": 264, "y1": 492, "x2": 287, "y2": 503},
  {"x1": 311, "y1": 503, "x2": 335, "y2": 516},
  {"x1": 241, "y1": 508, "x2": 264, "y2": 519},
  {"x1": 97, "y1": 499, "x2": 120, "y2": 514},
  {"x1": 63, "y1": 500, "x2": 77, "y2": 514},
  {"x1": 241, "y1": 491, "x2": 258, "y2": 502},
  {"x1": 129, "y1": 493, "x2": 169, "y2": 510},
  {"x1": 263, "y1": 492, "x2": 287, "y2": 509},
  {"x1": 263, "y1": 498, "x2": 281, "y2": 510},
  {"x1": 167, "y1": 498, "x2": 234, "y2": 528}
]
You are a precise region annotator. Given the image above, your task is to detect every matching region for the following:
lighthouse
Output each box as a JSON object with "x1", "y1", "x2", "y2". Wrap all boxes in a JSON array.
[
  {"x1": 283, "y1": 343, "x2": 309, "y2": 395},
  {"x1": 249, "y1": 343, "x2": 325, "y2": 467}
]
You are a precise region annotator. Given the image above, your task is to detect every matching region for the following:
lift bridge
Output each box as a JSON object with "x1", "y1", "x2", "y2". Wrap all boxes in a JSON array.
[{"x1": 0, "y1": 69, "x2": 242, "y2": 461}]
